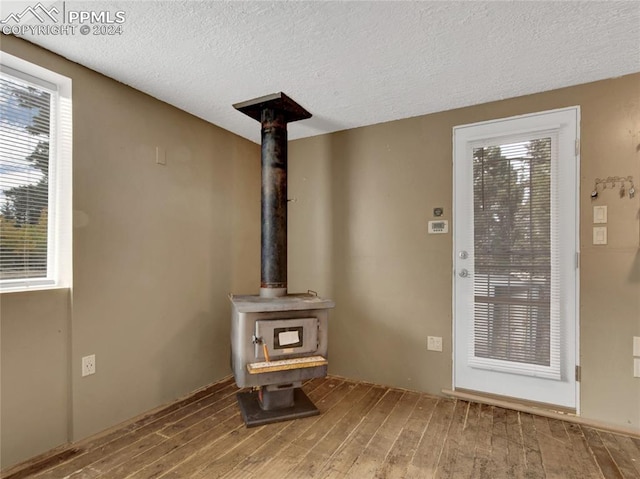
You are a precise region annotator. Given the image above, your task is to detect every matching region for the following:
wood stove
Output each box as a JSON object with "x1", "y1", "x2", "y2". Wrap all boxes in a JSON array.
[{"x1": 230, "y1": 93, "x2": 334, "y2": 427}]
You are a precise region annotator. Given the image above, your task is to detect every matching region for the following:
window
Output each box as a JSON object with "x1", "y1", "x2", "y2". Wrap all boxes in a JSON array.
[
  {"x1": 0, "y1": 53, "x2": 72, "y2": 292},
  {"x1": 472, "y1": 136, "x2": 555, "y2": 369}
]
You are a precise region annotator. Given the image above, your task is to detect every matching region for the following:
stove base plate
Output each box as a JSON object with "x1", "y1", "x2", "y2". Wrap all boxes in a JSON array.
[{"x1": 236, "y1": 388, "x2": 319, "y2": 427}]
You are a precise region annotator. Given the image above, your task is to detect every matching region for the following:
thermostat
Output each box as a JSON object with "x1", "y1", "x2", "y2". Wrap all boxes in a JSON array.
[{"x1": 428, "y1": 220, "x2": 449, "y2": 234}]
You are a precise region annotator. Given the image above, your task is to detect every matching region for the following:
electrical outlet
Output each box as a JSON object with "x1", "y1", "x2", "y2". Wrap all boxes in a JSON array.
[
  {"x1": 82, "y1": 354, "x2": 95, "y2": 377},
  {"x1": 635, "y1": 358, "x2": 640, "y2": 378},
  {"x1": 633, "y1": 337, "x2": 640, "y2": 357},
  {"x1": 427, "y1": 336, "x2": 443, "y2": 352}
]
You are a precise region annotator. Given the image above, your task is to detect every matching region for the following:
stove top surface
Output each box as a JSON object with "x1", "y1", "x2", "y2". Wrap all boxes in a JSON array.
[{"x1": 229, "y1": 293, "x2": 335, "y2": 313}]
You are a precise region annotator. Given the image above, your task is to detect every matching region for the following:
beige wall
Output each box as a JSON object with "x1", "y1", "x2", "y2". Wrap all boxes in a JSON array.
[
  {"x1": 1, "y1": 289, "x2": 70, "y2": 468},
  {"x1": 289, "y1": 73, "x2": 640, "y2": 431},
  {"x1": 0, "y1": 36, "x2": 260, "y2": 469}
]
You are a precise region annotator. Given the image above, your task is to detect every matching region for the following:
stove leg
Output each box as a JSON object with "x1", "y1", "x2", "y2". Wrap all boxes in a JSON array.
[{"x1": 259, "y1": 383, "x2": 295, "y2": 410}]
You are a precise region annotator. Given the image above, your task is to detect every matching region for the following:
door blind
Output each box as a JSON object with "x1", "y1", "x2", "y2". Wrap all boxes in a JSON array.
[{"x1": 471, "y1": 136, "x2": 560, "y2": 377}]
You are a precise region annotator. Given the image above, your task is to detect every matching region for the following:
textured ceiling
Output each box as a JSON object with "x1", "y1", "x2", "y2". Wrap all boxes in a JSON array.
[{"x1": 3, "y1": 1, "x2": 640, "y2": 143}]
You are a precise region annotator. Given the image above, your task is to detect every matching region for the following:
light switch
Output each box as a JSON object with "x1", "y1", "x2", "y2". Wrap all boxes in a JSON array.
[
  {"x1": 634, "y1": 337, "x2": 640, "y2": 357},
  {"x1": 593, "y1": 206, "x2": 607, "y2": 224},
  {"x1": 635, "y1": 358, "x2": 640, "y2": 378},
  {"x1": 156, "y1": 146, "x2": 166, "y2": 165},
  {"x1": 593, "y1": 226, "x2": 607, "y2": 245}
]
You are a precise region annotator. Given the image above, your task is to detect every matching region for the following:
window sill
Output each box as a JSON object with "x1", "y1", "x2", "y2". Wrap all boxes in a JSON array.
[{"x1": 0, "y1": 283, "x2": 71, "y2": 294}]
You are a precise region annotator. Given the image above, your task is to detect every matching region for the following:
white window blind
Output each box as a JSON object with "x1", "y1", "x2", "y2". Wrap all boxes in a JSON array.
[
  {"x1": 0, "y1": 71, "x2": 53, "y2": 281},
  {"x1": 0, "y1": 53, "x2": 72, "y2": 292},
  {"x1": 470, "y1": 133, "x2": 561, "y2": 379}
]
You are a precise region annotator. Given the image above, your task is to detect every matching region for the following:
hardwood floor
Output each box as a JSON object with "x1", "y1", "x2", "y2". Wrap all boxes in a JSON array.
[{"x1": 3, "y1": 376, "x2": 640, "y2": 479}]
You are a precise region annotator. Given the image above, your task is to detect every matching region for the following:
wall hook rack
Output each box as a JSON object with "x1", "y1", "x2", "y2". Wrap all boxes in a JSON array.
[{"x1": 591, "y1": 176, "x2": 635, "y2": 200}]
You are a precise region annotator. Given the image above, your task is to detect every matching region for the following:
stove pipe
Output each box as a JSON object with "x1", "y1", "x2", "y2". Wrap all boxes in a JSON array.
[{"x1": 233, "y1": 93, "x2": 311, "y2": 298}]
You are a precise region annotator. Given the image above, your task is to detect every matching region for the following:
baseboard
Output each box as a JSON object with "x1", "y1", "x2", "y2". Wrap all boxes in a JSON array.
[{"x1": 0, "y1": 444, "x2": 80, "y2": 479}]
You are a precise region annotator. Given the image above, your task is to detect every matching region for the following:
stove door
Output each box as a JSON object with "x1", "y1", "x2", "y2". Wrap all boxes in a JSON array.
[{"x1": 255, "y1": 317, "x2": 318, "y2": 360}]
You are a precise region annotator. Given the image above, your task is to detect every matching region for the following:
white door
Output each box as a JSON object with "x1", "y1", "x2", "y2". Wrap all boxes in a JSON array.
[{"x1": 453, "y1": 107, "x2": 579, "y2": 409}]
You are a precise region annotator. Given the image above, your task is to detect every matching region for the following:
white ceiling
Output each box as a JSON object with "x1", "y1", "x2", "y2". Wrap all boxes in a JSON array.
[{"x1": 4, "y1": 1, "x2": 640, "y2": 143}]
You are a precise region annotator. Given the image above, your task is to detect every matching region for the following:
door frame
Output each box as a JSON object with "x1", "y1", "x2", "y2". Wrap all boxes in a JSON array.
[{"x1": 451, "y1": 106, "x2": 581, "y2": 413}]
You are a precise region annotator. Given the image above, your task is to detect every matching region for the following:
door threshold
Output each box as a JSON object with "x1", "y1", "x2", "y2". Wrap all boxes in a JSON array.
[
  {"x1": 443, "y1": 388, "x2": 640, "y2": 439},
  {"x1": 450, "y1": 387, "x2": 576, "y2": 414}
]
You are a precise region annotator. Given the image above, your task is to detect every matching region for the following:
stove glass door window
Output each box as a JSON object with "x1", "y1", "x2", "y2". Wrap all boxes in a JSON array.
[{"x1": 274, "y1": 327, "x2": 304, "y2": 349}]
